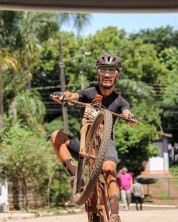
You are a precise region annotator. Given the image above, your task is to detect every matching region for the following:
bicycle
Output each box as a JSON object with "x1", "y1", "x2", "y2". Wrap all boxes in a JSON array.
[{"x1": 50, "y1": 93, "x2": 137, "y2": 222}]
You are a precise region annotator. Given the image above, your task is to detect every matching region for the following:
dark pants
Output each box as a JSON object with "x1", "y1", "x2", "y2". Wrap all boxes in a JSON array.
[{"x1": 134, "y1": 196, "x2": 143, "y2": 210}]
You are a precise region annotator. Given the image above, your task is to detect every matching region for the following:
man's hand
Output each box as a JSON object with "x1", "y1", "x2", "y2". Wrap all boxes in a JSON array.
[
  {"x1": 50, "y1": 91, "x2": 78, "y2": 104},
  {"x1": 122, "y1": 109, "x2": 139, "y2": 125},
  {"x1": 125, "y1": 114, "x2": 139, "y2": 125},
  {"x1": 50, "y1": 91, "x2": 64, "y2": 104}
]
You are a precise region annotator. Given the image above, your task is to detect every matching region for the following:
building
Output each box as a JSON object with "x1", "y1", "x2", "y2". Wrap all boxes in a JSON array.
[{"x1": 142, "y1": 133, "x2": 172, "y2": 175}]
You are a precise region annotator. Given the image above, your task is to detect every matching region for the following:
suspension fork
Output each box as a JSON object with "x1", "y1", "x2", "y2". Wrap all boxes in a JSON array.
[{"x1": 79, "y1": 121, "x2": 91, "y2": 155}]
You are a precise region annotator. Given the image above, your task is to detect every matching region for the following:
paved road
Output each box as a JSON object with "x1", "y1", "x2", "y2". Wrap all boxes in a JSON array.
[{"x1": 9, "y1": 207, "x2": 178, "y2": 222}]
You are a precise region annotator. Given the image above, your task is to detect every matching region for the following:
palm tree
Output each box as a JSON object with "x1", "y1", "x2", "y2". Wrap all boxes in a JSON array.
[
  {"x1": 0, "y1": 68, "x2": 3, "y2": 131},
  {"x1": 16, "y1": 91, "x2": 46, "y2": 130},
  {"x1": 14, "y1": 11, "x2": 91, "y2": 87},
  {"x1": 54, "y1": 12, "x2": 91, "y2": 35},
  {"x1": 0, "y1": 48, "x2": 17, "y2": 130},
  {"x1": 0, "y1": 11, "x2": 92, "y2": 126},
  {"x1": 13, "y1": 12, "x2": 60, "y2": 88}
]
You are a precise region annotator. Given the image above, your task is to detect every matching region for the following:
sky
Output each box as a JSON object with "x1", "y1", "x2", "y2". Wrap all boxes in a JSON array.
[{"x1": 62, "y1": 13, "x2": 178, "y2": 36}]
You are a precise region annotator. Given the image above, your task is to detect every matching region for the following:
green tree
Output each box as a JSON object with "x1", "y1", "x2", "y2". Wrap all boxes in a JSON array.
[
  {"x1": 129, "y1": 26, "x2": 178, "y2": 54},
  {"x1": 0, "y1": 118, "x2": 57, "y2": 211},
  {"x1": 2, "y1": 11, "x2": 91, "y2": 99},
  {"x1": 0, "y1": 48, "x2": 17, "y2": 130},
  {"x1": 13, "y1": 12, "x2": 60, "y2": 89},
  {"x1": 16, "y1": 91, "x2": 46, "y2": 131},
  {"x1": 33, "y1": 31, "x2": 79, "y2": 88},
  {"x1": 0, "y1": 12, "x2": 91, "y2": 209},
  {"x1": 117, "y1": 38, "x2": 169, "y2": 85},
  {"x1": 115, "y1": 122, "x2": 159, "y2": 174},
  {"x1": 159, "y1": 47, "x2": 178, "y2": 70},
  {"x1": 157, "y1": 47, "x2": 178, "y2": 134},
  {"x1": 0, "y1": 11, "x2": 22, "y2": 48},
  {"x1": 161, "y1": 70, "x2": 178, "y2": 132}
]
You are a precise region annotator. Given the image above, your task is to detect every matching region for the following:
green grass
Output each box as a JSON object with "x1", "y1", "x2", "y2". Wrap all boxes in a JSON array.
[
  {"x1": 155, "y1": 191, "x2": 170, "y2": 199},
  {"x1": 170, "y1": 165, "x2": 178, "y2": 175}
]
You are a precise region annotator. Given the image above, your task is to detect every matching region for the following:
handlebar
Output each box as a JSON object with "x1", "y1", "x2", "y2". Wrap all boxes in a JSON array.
[
  {"x1": 50, "y1": 94, "x2": 86, "y2": 107},
  {"x1": 50, "y1": 94, "x2": 139, "y2": 124}
]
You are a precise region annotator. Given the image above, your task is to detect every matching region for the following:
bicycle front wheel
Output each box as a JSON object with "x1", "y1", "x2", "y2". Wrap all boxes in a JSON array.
[{"x1": 72, "y1": 109, "x2": 112, "y2": 205}]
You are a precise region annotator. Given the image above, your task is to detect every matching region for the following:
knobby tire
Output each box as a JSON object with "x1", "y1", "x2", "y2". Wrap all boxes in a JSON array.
[{"x1": 72, "y1": 109, "x2": 112, "y2": 206}]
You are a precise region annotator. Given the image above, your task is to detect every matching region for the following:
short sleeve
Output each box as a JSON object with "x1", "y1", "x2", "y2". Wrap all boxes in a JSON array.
[
  {"x1": 75, "y1": 89, "x2": 86, "y2": 101},
  {"x1": 119, "y1": 96, "x2": 130, "y2": 112}
]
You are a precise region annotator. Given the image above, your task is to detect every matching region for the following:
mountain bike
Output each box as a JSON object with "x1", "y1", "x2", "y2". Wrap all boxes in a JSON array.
[{"x1": 50, "y1": 93, "x2": 137, "y2": 222}]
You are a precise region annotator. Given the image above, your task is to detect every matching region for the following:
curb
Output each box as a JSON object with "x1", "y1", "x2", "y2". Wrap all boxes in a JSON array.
[
  {"x1": 0, "y1": 208, "x2": 83, "y2": 221},
  {"x1": 0, "y1": 213, "x2": 38, "y2": 221},
  {"x1": 0, "y1": 205, "x2": 178, "y2": 221},
  {"x1": 120, "y1": 203, "x2": 178, "y2": 208}
]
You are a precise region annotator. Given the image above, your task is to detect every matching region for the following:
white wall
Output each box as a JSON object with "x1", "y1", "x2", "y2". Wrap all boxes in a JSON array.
[
  {"x1": 146, "y1": 156, "x2": 164, "y2": 171},
  {"x1": 0, "y1": 178, "x2": 9, "y2": 212},
  {"x1": 144, "y1": 138, "x2": 169, "y2": 174}
]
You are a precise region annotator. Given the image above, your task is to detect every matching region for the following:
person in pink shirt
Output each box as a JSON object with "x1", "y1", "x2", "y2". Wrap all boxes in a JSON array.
[{"x1": 117, "y1": 167, "x2": 133, "y2": 211}]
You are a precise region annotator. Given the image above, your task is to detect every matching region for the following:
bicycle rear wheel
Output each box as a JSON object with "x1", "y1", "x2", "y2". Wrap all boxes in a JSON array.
[{"x1": 72, "y1": 109, "x2": 112, "y2": 205}]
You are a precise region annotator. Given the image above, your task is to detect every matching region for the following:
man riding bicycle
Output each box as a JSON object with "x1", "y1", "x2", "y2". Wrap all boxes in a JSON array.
[{"x1": 51, "y1": 53, "x2": 139, "y2": 222}]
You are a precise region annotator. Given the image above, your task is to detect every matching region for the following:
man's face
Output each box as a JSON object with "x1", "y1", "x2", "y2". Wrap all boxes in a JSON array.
[{"x1": 97, "y1": 67, "x2": 120, "y2": 89}]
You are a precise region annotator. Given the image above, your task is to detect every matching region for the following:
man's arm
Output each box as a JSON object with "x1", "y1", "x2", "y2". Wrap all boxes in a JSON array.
[
  {"x1": 63, "y1": 91, "x2": 79, "y2": 100},
  {"x1": 129, "y1": 174, "x2": 133, "y2": 191},
  {"x1": 122, "y1": 109, "x2": 133, "y2": 116},
  {"x1": 141, "y1": 185, "x2": 144, "y2": 198}
]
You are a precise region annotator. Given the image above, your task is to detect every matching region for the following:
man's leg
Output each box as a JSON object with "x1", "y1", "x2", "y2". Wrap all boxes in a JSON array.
[
  {"x1": 139, "y1": 197, "x2": 143, "y2": 210},
  {"x1": 134, "y1": 197, "x2": 139, "y2": 210},
  {"x1": 126, "y1": 189, "x2": 132, "y2": 209},
  {"x1": 50, "y1": 130, "x2": 77, "y2": 176},
  {"x1": 102, "y1": 160, "x2": 121, "y2": 222},
  {"x1": 121, "y1": 190, "x2": 127, "y2": 210}
]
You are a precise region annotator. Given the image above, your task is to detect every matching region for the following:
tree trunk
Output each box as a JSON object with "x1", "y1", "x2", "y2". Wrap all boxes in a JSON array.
[
  {"x1": 8, "y1": 97, "x2": 17, "y2": 116},
  {"x1": 22, "y1": 177, "x2": 28, "y2": 212},
  {"x1": 59, "y1": 38, "x2": 69, "y2": 134},
  {"x1": 0, "y1": 69, "x2": 4, "y2": 131},
  {"x1": 12, "y1": 179, "x2": 20, "y2": 210},
  {"x1": 47, "y1": 176, "x2": 52, "y2": 207}
]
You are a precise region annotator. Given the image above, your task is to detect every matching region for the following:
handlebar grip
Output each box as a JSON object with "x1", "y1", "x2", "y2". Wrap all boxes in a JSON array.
[{"x1": 49, "y1": 92, "x2": 63, "y2": 99}]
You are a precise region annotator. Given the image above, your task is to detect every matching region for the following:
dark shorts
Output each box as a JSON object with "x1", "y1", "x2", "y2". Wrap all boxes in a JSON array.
[
  {"x1": 68, "y1": 137, "x2": 118, "y2": 164},
  {"x1": 134, "y1": 196, "x2": 143, "y2": 204}
]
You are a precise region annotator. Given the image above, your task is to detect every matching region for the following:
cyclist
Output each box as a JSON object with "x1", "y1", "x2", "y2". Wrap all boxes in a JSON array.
[{"x1": 51, "y1": 53, "x2": 139, "y2": 222}]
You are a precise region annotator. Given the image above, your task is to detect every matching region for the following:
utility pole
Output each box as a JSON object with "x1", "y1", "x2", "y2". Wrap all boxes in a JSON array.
[
  {"x1": 81, "y1": 53, "x2": 85, "y2": 89},
  {"x1": 59, "y1": 38, "x2": 69, "y2": 134},
  {"x1": 0, "y1": 69, "x2": 3, "y2": 131},
  {"x1": 0, "y1": 21, "x2": 4, "y2": 131},
  {"x1": 80, "y1": 51, "x2": 91, "y2": 89}
]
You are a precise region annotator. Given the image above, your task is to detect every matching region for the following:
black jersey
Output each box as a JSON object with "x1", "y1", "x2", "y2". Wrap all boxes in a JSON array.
[{"x1": 76, "y1": 84, "x2": 130, "y2": 126}]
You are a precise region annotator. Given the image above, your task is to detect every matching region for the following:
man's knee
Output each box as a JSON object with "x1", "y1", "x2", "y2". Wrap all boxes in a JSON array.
[
  {"x1": 102, "y1": 160, "x2": 117, "y2": 174},
  {"x1": 50, "y1": 130, "x2": 69, "y2": 146},
  {"x1": 50, "y1": 130, "x2": 60, "y2": 144}
]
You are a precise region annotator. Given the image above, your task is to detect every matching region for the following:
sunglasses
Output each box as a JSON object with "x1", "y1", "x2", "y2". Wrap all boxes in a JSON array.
[{"x1": 98, "y1": 68, "x2": 118, "y2": 76}]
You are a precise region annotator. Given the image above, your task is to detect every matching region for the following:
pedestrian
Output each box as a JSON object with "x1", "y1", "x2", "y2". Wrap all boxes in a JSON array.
[
  {"x1": 117, "y1": 167, "x2": 133, "y2": 211},
  {"x1": 132, "y1": 177, "x2": 144, "y2": 210}
]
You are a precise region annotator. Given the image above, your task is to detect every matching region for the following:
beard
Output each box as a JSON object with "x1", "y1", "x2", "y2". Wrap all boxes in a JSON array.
[
  {"x1": 99, "y1": 83, "x2": 114, "y2": 89},
  {"x1": 99, "y1": 76, "x2": 116, "y2": 89}
]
